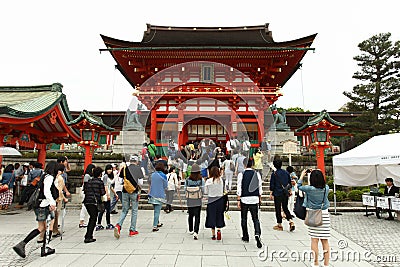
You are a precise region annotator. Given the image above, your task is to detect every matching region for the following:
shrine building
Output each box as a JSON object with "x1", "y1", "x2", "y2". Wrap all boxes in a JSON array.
[{"x1": 101, "y1": 24, "x2": 316, "y2": 149}]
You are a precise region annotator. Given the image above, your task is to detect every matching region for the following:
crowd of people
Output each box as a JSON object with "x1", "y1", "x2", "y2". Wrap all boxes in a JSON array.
[{"x1": 3, "y1": 138, "x2": 337, "y2": 266}]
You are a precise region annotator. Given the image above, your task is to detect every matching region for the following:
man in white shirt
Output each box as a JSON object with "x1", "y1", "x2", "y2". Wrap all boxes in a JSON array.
[{"x1": 236, "y1": 158, "x2": 263, "y2": 248}]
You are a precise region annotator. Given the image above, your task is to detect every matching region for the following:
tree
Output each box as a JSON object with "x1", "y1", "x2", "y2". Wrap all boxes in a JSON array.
[{"x1": 343, "y1": 33, "x2": 400, "y2": 144}]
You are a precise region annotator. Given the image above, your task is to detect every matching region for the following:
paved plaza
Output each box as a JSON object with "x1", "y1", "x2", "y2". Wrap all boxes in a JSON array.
[{"x1": 2, "y1": 208, "x2": 398, "y2": 267}]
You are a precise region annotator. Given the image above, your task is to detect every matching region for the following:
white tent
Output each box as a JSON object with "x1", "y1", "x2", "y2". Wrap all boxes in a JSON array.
[{"x1": 333, "y1": 133, "x2": 400, "y2": 186}]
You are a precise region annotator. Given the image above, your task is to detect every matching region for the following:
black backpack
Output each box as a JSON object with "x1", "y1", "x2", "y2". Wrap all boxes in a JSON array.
[
  {"x1": 27, "y1": 174, "x2": 46, "y2": 210},
  {"x1": 27, "y1": 174, "x2": 59, "y2": 210}
]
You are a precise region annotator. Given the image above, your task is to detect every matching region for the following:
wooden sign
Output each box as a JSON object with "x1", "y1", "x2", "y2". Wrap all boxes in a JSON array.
[
  {"x1": 282, "y1": 140, "x2": 298, "y2": 154},
  {"x1": 362, "y1": 194, "x2": 375, "y2": 207}
]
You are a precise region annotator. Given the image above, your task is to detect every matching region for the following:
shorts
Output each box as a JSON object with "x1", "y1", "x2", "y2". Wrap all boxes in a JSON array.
[{"x1": 34, "y1": 207, "x2": 55, "y2": 222}]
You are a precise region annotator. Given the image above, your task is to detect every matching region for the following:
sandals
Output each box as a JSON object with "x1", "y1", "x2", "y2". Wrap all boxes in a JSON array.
[
  {"x1": 152, "y1": 228, "x2": 159, "y2": 232},
  {"x1": 157, "y1": 223, "x2": 163, "y2": 228},
  {"x1": 79, "y1": 224, "x2": 87, "y2": 228}
]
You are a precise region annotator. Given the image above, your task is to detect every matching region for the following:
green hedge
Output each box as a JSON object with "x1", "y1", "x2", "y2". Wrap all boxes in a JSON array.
[
  {"x1": 20, "y1": 151, "x2": 123, "y2": 160},
  {"x1": 348, "y1": 190, "x2": 363, "y2": 201},
  {"x1": 328, "y1": 191, "x2": 346, "y2": 202}
]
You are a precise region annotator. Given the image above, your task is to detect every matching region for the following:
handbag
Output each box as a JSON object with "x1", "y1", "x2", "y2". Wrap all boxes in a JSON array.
[
  {"x1": 304, "y1": 188, "x2": 327, "y2": 227},
  {"x1": 0, "y1": 175, "x2": 13, "y2": 193},
  {"x1": 294, "y1": 195, "x2": 306, "y2": 220},
  {"x1": 123, "y1": 168, "x2": 136, "y2": 194}
]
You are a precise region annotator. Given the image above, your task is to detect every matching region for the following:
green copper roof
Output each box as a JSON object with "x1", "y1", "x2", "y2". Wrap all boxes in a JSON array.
[
  {"x1": 67, "y1": 110, "x2": 114, "y2": 131},
  {"x1": 0, "y1": 83, "x2": 74, "y2": 120},
  {"x1": 296, "y1": 110, "x2": 345, "y2": 132}
]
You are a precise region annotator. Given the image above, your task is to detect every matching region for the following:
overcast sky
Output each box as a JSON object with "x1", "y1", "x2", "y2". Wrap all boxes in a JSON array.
[{"x1": 1, "y1": 0, "x2": 399, "y2": 113}]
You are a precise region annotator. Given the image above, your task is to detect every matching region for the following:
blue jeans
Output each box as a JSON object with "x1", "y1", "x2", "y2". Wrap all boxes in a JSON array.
[
  {"x1": 110, "y1": 191, "x2": 123, "y2": 211},
  {"x1": 117, "y1": 192, "x2": 138, "y2": 231},
  {"x1": 153, "y1": 204, "x2": 162, "y2": 227}
]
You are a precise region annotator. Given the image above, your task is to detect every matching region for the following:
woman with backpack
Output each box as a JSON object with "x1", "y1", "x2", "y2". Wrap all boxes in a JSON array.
[
  {"x1": 13, "y1": 161, "x2": 58, "y2": 258},
  {"x1": 221, "y1": 154, "x2": 234, "y2": 192},
  {"x1": 147, "y1": 140, "x2": 157, "y2": 166},
  {"x1": 185, "y1": 164, "x2": 204, "y2": 240},
  {"x1": 165, "y1": 166, "x2": 179, "y2": 213},
  {"x1": 79, "y1": 164, "x2": 95, "y2": 228},
  {"x1": 205, "y1": 166, "x2": 226, "y2": 241},
  {"x1": 83, "y1": 167, "x2": 106, "y2": 243}
]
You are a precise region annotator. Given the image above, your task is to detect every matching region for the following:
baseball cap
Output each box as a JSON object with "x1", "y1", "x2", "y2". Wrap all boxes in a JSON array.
[{"x1": 130, "y1": 155, "x2": 139, "y2": 162}]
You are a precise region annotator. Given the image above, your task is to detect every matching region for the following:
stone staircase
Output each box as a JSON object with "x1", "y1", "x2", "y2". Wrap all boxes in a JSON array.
[{"x1": 70, "y1": 165, "x2": 365, "y2": 212}]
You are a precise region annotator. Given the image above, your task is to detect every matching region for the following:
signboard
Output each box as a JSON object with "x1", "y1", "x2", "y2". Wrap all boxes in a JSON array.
[
  {"x1": 390, "y1": 198, "x2": 400, "y2": 211},
  {"x1": 282, "y1": 140, "x2": 298, "y2": 154},
  {"x1": 362, "y1": 194, "x2": 375, "y2": 207},
  {"x1": 376, "y1": 197, "x2": 390, "y2": 209}
]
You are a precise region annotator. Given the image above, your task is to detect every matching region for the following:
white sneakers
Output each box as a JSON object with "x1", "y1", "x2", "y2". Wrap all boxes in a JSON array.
[
  {"x1": 193, "y1": 233, "x2": 198, "y2": 240},
  {"x1": 188, "y1": 231, "x2": 194, "y2": 235}
]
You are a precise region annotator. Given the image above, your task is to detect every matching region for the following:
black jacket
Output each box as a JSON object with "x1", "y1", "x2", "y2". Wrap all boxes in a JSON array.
[{"x1": 384, "y1": 185, "x2": 399, "y2": 196}]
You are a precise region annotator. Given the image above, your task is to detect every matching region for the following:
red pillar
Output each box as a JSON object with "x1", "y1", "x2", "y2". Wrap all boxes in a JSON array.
[
  {"x1": 315, "y1": 146, "x2": 326, "y2": 176},
  {"x1": 37, "y1": 146, "x2": 47, "y2": 167},
  {"x1": 258, "y1": 110, "x2": 265, "y2": 143},
  {"x1": 83, "y1": 144, "x2": 93, "y2": 171},
  {"x1": 0, "y1": 135, "x2": 4, "y2": 164},
  {"x1": 150, "y1": 109, "x2": 157, "y2": 143},
  {"x1": 177, "y1": 108, "x2": 184, "y2": 146}
]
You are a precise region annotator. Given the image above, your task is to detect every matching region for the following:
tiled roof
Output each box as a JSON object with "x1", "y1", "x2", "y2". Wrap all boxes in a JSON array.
[
  {"x1": 296, "y1": 110, "x2": 345, "y2": 132},
  {"x1": 68, "y1": 110, "x2": 114, "y2": 131},
  {"x1": 0, "y1": 83, "x2": 73, "y2": 119}
]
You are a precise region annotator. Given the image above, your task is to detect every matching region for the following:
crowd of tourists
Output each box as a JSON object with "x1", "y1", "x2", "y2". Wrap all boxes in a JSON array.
[{"x1": 4, "y1": 138, "x2": 332, "y2": 266}]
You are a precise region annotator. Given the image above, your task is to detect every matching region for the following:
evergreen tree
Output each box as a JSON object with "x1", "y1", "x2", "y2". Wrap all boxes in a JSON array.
[{"x1": 343, "y1": 33, "x2": 400, "y2": 144}]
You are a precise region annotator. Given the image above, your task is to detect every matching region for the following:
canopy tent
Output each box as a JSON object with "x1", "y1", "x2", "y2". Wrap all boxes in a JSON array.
[{"x1": 333, "y1": 133, "x2": 400, "y2": 186}]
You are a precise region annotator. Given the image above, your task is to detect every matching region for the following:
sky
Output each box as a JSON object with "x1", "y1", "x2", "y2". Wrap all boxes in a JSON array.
[{"x1": 1, "y1": 0, "x2": 399, "y2": 113}]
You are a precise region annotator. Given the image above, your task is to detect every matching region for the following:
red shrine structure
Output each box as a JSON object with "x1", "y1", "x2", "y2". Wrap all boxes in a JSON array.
[
  {"x1": 101, "y1": 24, "x2": 316, "y2": 149},
  {"x1": 296, "y1": 110, "x2": 345, "y2": 175},
  {"x1": 0, "y1": 84, "x2": 81, "y2": 165}
]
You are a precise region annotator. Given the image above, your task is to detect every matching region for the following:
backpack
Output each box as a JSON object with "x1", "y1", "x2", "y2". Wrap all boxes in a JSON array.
[
  {"x1": 185, "y1": 180, "x2": 202, "y2": 199},
  {"x1": 186, "y1": 186, "x2": 202, "y2": 199},
  {"x1": 27, "y1": 173, "x2": 46, "y2": 210}
]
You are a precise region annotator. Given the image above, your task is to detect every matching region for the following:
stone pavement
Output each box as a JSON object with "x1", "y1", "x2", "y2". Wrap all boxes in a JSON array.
[
  {"x1": 0, "y1": 208, "x2": 388, "y2": 267},
  {"x1": 330, "y1": 213, "x2": 400, "y2": 267}
]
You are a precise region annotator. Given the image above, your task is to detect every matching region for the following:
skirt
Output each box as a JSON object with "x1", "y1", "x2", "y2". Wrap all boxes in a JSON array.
[
  {"x1": 307, "y1": 209, "x2": 330, "y2": 239},
  {"x1": 0, "y1": 189, "x2": 13, "y2": 205},
  {"x1": 205, "y1": 197, "x2": 225, "y2": 229}
]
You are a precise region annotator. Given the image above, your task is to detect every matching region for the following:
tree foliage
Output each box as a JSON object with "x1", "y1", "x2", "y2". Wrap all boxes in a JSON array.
[{"x1": 343, "y1": 33, "x2": 400, "y2": 144}]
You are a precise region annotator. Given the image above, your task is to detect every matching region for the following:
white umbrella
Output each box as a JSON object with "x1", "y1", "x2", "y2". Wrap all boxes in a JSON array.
[{"x1": 0, "y1": 147, "x2": 22, "y2": 156}]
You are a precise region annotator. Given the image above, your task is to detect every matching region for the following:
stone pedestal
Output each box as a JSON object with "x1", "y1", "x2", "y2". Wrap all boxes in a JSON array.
[
  {"x1": 112, "y1": 131, "x2": 148, "y2": 156},
  {"x1": 270, "y1": 131, "x2": 300, "y2": 155}
]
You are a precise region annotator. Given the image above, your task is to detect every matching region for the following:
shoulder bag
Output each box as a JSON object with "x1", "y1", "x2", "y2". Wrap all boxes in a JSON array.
[
  {"x1": 123, "y1": 167, "x2": 136, "y2": 194},
  {"x1": 304, "y1": 188, "x2": 327, "y2": 227}
]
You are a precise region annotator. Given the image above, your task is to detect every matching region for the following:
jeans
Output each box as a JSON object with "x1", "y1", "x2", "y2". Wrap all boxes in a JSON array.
[
  {"x1": 141, "y1": 158, "x2": 149, "y2": 175},
  {"x1": 110, "y1": 191, "x2": 123, "y2": 211},
  {"x1": 117, "y1": 192, "x2": 138, "y2": 231},
  {"x1": 274, "y1": 195, "x2": 292, "y2": 223},
  {"x1": 188, "y1": 206, "x2": 201, "y2": 234},
  {"x1": 240, "y1": 202, "x2": 261, "y2": 239},
  {"x1": 153, "y1": 204, "x2": 162, "y2": 227},
  {"x1": 85, "y1": 204, "x2": 98, "y2": 239},
  {"x1": 97, "y1": 200, "x2": 111, "y2": 225}
]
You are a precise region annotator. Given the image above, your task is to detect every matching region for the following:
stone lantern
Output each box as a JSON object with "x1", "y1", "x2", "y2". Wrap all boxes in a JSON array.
[
  {"x1": 296, "y1": 110, "x2": 345, "y2": 176},
  {"x1": 68, "y1": 110, "x2": 114, "y2": 170}
]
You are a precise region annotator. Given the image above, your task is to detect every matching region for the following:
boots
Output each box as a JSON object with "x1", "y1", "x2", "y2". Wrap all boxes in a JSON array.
[
  {"x1": 41, "y1": 246, "x2": 55, "y2": 257},
  {"x1": 13, "y1": 241, "x2": 27, "y2": 258}
]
